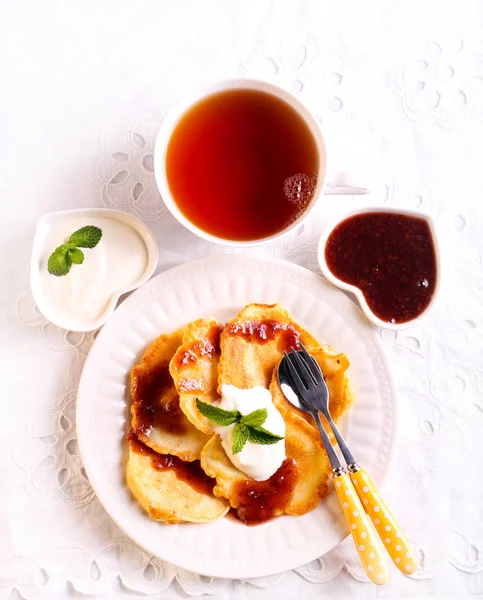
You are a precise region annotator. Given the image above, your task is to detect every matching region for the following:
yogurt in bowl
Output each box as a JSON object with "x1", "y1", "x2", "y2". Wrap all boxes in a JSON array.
[{"x1": 30, "y1": 208, "x2": 158, "y2": 332}]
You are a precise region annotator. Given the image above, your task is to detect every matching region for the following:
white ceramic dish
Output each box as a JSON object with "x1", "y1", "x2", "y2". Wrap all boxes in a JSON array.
[
  {"x1": 317, "y1": 207, "x2": 441, "y2": 331},
  {"x1": 76, "y1": 255, "x2": 398, "y2": 578},
  {"x1": 30, "y1": 208, "x2": 158, "y2": 332},
  {"x1": 154, "y1": 78, "x2": 368, "y2": 247}
]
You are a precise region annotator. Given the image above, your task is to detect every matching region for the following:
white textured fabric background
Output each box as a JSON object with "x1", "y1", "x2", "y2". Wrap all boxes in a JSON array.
[{"x1": 1, "y1": 1, "x2": 483, "y2": 598}]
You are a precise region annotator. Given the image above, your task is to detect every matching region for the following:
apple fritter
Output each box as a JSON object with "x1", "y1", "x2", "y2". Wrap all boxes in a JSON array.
[
  {"x1": 219, "y1": 303, "x2": 352, "y2": 433},
  {"x1": 127, "y1": 435, "x2": 229, "y2": 524},
  {"x1": 169, "y1": 318, "x2": 224, "y2": 434},
  {"x1": 127, "y1": 304, "x2": 353, "y2": 527},
  {"x1": 200, "y1": 303, "x2": 353, "y2": 521},
  {"x1": 200, "y1": 393, "x2": 330, "y2": 524},
  {"x1": 131, "y1": 328, "x2": 210, "y2": 462}
]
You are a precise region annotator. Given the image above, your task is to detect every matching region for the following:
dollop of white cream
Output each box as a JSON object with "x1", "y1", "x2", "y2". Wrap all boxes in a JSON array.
[
  {"x1": 216, "y1": 384, "x2": 286, "y2": 482},
  {"x1": 38, "y1": 216, "x2": 148, "y2": 328}
]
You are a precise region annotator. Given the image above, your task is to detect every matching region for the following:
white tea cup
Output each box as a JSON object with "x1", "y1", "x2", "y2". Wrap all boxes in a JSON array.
[{"x1": 154, "y1": 78, "x2": 367, "y2": 246}]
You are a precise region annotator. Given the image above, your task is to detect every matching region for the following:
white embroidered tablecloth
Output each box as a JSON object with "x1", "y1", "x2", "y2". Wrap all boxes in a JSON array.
[{"x1": 1, "y1": 1, "x2": 483, "y2": 598}]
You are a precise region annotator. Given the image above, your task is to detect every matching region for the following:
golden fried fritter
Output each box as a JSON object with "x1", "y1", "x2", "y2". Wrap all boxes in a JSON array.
[
  {"x1": 127, "y1": 435, "x2": 228, "y2": 524},
  {"x1": 169, "y1": 318, "x2": 224, "y2": 434},
  {"x1": 131, "y1": 328, "x2": 210, "y2": 461},
  {"x1": 201, "y1": 304, "x2": 352, "y2": 522}
]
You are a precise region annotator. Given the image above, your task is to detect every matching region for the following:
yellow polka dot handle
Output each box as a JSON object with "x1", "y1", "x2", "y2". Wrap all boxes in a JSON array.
[
  {"x1": 350, "y1": 468, "x2": 417, "y2": 575},
  {"x1": 334, "y1": 473, "x2": 389, "y2": 585}
]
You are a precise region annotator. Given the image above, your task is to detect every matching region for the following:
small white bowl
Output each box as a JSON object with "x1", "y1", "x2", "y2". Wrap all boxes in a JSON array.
[
  {"x1": 30, "y1": 208, "x2": 158, "y2": 332},
  {"x1": 317, "y1": 207, "x2": 441, "y2": 330}
]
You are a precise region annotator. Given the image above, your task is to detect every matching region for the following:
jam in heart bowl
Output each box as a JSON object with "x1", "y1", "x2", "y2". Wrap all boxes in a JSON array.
[{"x1": 317, "y1": 207, "x2": 440, "y2": 330}]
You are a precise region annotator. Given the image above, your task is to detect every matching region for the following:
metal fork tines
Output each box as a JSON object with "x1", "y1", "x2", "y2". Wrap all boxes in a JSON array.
[
  {"x1": 284, "y1": 344, "x2": 357, "y2": 468},
  {"x1": 283, "y1": 348, "x2": 345, "y2": 475}
]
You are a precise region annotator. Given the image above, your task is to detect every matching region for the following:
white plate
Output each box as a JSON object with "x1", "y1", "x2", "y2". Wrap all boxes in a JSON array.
[{"x1": 77, "y1": 255, "x2": 398, "y2": 579}]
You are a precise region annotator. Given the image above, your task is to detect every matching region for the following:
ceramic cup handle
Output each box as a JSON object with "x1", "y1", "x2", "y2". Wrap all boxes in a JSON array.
[
  {"x1": 323, "y1": 172, "x2": 369, "y2": 196},
  {"x1": 334, "y1": 473, "x2": 389, "y2": 585},
  {"x1": 350, "y1": 468, "x2": 417, "y2": 575}
]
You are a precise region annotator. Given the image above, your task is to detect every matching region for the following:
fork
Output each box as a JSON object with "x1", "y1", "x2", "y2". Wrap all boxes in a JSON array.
[
  {"x1": 282, "y1": 345, "x2": 417, "y2": 577},
  {"x1": 279, "y1": 354, "x2": 388, "y2": 584}
]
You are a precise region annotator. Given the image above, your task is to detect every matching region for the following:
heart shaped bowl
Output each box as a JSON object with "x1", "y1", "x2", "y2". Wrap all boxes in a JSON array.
[
  {"x1": 317, "y1": 207, "x2": 441, "y2": 331},
  {"x1": 30, "y1": 208, "x2": 158, "y2": 332}
]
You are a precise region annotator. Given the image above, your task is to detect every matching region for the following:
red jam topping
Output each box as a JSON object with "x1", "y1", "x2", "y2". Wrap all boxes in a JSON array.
[
  {"x1": 128, "y1": 431, "x2": 215, "y2": 495},
  {"x1": 231, "y1": 459, "x2": 298, "y2": 525},
  {"x1": 324, "y1": 212, "x2": 437, "y2": 324},
  {"x1": 226, "y1": 319, "x2": 300, "y2": 351}
]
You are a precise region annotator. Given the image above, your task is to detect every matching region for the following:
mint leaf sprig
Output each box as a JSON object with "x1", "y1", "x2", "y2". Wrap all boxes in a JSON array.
[
  {"x1": 47, "y1": 225, "x2": 102, "y2": 276},
  {"x1": 196, "y1": 399, "x2": 283, "y2": 455}
]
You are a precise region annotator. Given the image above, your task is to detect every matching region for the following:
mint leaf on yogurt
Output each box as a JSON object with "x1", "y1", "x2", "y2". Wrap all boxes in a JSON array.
[
  {"x1": 246, "y1": 426, "x2": 284, "y2": 445},
  {"x1": 239, "y1": 408, "x2": 267, "y2": 427},
  {"x1": 68, "y1": 225, "x2": 102, "y2": 248},
  {"x1": 47, "y1": 245, "x2": 72, "y2": 276},
  {"x1": 196, "y1": 399, "x2": 240, "y2": 426},
  {"x1": 196, "y1": 398, "x2": 284, "y2": 453},
  {"x1": 232, "y1": 423, "x2": 249, "y2": 455},
  {"x1": 68, "y1": 246, "x2": 85, "y2": 265},
  {"x1": 47, "y1": 225, "x2": 102, "y2": 276}
]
